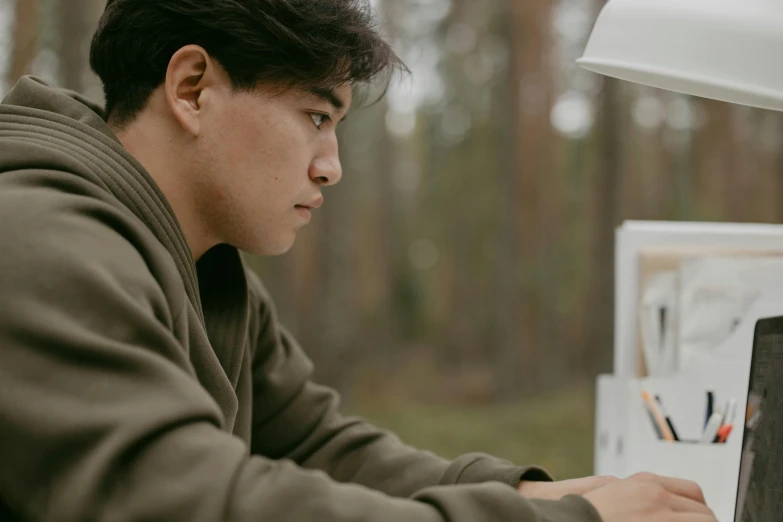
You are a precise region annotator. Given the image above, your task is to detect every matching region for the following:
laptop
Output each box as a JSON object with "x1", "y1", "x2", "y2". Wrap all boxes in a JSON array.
[{"x1": 733, "y1": 316, "x2": 783, "y2": 522}]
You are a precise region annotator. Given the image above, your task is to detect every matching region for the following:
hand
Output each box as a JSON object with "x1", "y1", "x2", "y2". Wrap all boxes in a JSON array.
[
  {"x1": 518, "y1": 475, "x2": 618, "y2": 499},
  {"x1": 583, "y1": 472, "x2": 717, "y2": 522}
]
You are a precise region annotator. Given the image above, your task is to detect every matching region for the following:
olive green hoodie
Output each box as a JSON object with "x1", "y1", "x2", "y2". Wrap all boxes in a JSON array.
[{"x1": 0, "y1": 76, "x2": 601, "y2": 522}]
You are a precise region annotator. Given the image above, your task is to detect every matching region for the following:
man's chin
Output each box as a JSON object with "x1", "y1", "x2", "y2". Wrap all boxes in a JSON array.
[{"x1": 245, "y1": 234, "x2": 297, "y2": 257}]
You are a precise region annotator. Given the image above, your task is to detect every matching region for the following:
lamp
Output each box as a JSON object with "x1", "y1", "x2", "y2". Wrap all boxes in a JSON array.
[{"x1": 577, "y1": 0, "x2": 783, "y2": 112}]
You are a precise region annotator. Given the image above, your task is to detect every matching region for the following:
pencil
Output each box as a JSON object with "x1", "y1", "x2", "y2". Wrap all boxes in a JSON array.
[{"x1": 642, "y1": 390, "x2": 675, "y2": 442}]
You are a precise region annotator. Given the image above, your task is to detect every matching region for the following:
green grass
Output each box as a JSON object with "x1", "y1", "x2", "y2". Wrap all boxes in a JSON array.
[{"x1": 347, "y1": 388, "x2": 595, "y2": 480}]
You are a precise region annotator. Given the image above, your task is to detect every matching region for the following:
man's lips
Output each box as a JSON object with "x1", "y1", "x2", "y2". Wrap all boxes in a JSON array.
[
  {"x1": 297, "y1": 195, "x2": 324, "y2": 210},
  {"x1": 294, "y1": 195, "x2": 323, "y2": 223},
  {"x1": 294, "y1": 205, "x2": 312, "y2": 222}
]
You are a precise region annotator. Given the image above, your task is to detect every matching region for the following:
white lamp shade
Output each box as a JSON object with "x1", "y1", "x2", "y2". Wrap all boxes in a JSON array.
[{"x1": 577, "y1": 0, "x2": 783, "y2": 111}]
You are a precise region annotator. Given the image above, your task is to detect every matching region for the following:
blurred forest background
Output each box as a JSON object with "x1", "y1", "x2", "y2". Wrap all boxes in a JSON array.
[{"x1": 5, "y1": 0, "x2": 783, "y2": 479}]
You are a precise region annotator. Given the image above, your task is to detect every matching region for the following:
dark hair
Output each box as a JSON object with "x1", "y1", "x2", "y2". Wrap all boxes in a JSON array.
[{"x1": 90, "y1": 0, "x2": 403, "y2": 127}]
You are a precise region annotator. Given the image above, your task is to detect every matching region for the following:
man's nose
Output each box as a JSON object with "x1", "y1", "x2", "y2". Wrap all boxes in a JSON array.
[{"x1": 309, "y1": 154, "x2": 343, "y2": 187}]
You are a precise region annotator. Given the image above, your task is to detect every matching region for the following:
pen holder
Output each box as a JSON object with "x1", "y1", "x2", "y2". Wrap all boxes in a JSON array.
[{"x1": 623, "y1": 377, "x2": 746, "y2": 522}]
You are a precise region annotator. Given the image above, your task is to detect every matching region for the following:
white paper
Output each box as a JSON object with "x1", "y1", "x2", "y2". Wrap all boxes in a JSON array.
[
  {"x1": 614, "y1": 221, "x2": 783, "y2": 376},
  {"x1": 678, "y1": 257, "x2": 783, "y2": 372}
]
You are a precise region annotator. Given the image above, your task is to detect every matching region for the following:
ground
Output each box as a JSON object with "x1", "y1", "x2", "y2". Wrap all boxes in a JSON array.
[{"x1": 348, "y1": 387, "x2": 594, "y2": 480}]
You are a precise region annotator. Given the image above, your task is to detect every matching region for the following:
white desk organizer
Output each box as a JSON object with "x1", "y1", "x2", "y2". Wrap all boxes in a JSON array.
[
  {"x1": 596, "y1": 356, "x2": 753, "y2": 521},
  {"x1": 594, "y1": 221, "x2": 783, "y2": 522}
]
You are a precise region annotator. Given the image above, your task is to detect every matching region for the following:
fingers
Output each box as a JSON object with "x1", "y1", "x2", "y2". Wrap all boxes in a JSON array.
[
  {"x1": 631, "y1": 472, "x2": 707, "y2": 504},
  {"x1": 583, "y1": 475, "x2": 719, "y2": 522},
  {"x1": 657, "y1": 476, "x2": 707, "y2": 504},
  {"x1": 667, "y1": 492, "x2": 715, "y2": 516}
]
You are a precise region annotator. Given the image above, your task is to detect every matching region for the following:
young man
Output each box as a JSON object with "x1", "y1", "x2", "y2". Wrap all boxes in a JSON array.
[{"x1": 0, "y1": 1, "x2": 716, "y2": 521}]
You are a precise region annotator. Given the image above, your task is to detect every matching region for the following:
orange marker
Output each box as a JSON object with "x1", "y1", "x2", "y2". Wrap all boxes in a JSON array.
[
  {"x1": 717, "y1": 424, "x2": 733, "y2": 443},
  {"x1": 717, "y1": 399, "x2": 737, "y2": 443}
]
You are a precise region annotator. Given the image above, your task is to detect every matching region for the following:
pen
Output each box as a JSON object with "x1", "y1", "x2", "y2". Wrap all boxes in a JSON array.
[
  {"x1": 714, "y1": 398, "x2": 737, "y2": 443},
  {"x1": 705, "y1": 391, "x2": 714, "y2": 429},
  {"x1": 642, "y1": 390, "x2": 675, "y2": 442},
  {"x1": 655, "y1": 395, "x2": 680, "y2": 442},
  {"x1": 701, "y1": 411, "x2": 724, "y2": 443},
  {"x1": 723, "y1": 398, "x2": 737, "y2": 427},
  {"x1": 717, "y1": 424, "x2": 733, "y2": 443}
]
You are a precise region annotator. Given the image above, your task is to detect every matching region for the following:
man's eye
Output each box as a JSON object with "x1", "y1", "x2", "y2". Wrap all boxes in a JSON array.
[{"x1": 309, "y1": 113, "x2": 330, "y2": 130}]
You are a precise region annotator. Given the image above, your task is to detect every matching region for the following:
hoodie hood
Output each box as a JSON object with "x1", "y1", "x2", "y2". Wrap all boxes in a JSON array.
[{"x1": 0, "y1": 75, "x2": 204, "y2": 322}]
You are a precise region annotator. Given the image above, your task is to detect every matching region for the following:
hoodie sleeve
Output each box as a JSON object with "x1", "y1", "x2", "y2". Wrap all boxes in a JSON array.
[
  {"x1": 0, "y1": 172, "x2": 601, "y2": 522},
  {"x1": 245, "y1": 271, "x2": 555, "y2": 497}
]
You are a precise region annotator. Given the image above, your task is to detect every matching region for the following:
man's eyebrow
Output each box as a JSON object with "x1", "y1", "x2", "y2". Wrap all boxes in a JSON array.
[{"x1": 306, "y1": 86, "x2": 346, "y2": 111}]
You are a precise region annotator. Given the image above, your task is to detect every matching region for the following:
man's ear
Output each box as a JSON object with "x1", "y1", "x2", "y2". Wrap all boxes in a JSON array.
[{"x1": 164, "y1": 45, "x2": 216, "y2": 137}]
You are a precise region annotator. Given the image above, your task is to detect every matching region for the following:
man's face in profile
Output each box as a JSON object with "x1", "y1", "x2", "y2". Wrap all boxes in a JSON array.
[
  {"x1": 91, "y1": 0, "x2": 394, "y2": 259},
  {"x1": 192, "y1": 76, "x2": 352, "y2": 256}
]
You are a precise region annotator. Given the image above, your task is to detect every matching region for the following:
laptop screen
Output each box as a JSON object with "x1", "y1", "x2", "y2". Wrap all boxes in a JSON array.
[{"x1": 734, "y1": 316, "x2": 783, "y2": 522}]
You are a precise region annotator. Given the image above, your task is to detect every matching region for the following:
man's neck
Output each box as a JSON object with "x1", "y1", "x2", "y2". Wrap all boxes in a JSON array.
[{"x1": 110, "y1": 111, "x2": 217, "y2": 261}]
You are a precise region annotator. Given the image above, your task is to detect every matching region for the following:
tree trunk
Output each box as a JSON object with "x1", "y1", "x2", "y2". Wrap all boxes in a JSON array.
[
  {"x1": 503, "y1": 0, "x2": 556, "y2": 398},
  {"x1": 692, "y1": 100, "x2": 734, "y2": 221},
  {"x1": 584, "y1": 58, "x2": 622, "y2": 379},
  {"x1": 7, "y1": 0, "x2": 39, "y2": 87},
  {"x1": 492, "y1": 49, "x2": 522, "y2": 399},
  {"x1": 57, "y1": 0, "x2": 90, "y2": 93}
]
